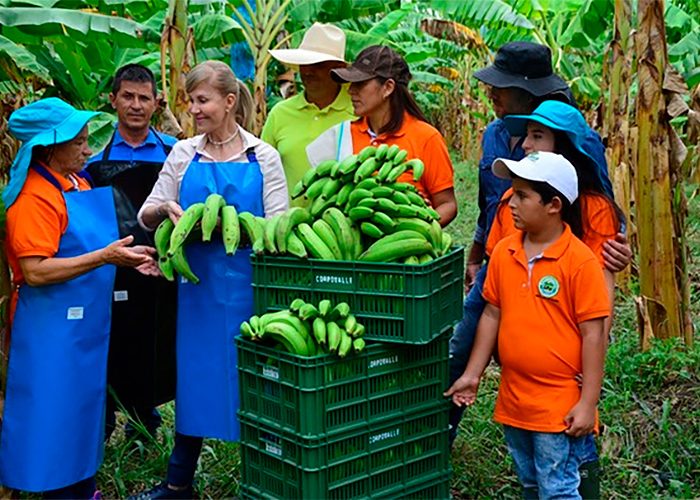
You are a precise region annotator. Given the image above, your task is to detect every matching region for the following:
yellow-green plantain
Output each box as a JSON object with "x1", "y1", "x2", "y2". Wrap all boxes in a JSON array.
[
  {"x1": 158, "y1": 257, "x2": 175, "y2": 281},
  {"x1": 404, "y1": 255, "x2": 420, "y2": 265},
  {"x1": 418, "y1": 253, "x2": 433, "y2": 264},
  {"x1": 405, "y1": 158, "x2": 425, "y2": 181},
  {"x1": 239, "y1": 211, "x2": 263, "y2": 249},
  {"x1": 309, "y1": 193, "x2": 338, "y2": 218},
  {"x1": 377, "y1": 160, "x2": 396, "y2": 182},
  {"x1": 347, "y1": 188, "x2": 374, "y2": 207},
  {"x1": 275, "y1": 207, "x2": 311, "y2": 254},
  {"x1": 385, "y1": 144, "x2": 400, "y2": 161},
  {"x1": 312, "y1": 219, "x2": 343, "y2": 260},
  {"x1": 312, "y1": 317, "x2": 327, "y2": 346},
  {"x1": 201, "y1": 193, "x2": 226, "y2": 242},
  {"x1": 357, "y1": 198, "x2": 379, "y2": 210},
  {"x1": 315, "y1": 158, "x2": 337, "y2": 178},
  {"x1": 370, "y1": 186, "x2": 394, "y2": 198},
  {"x1": 337, "y1": 154, "x2": 360, "y2": 175},
  {"x1": 263, "y1": 322, "x2": 309, "y2": 356},
  {"x1": 318, "y1": 299, "x2": 332, "y2": 318},
  {"x1": 327, "y1": 321, "x2": 342, "y2": 353},
  {"x1": 221, "y1": 205, "x2": 240, "y2": 255},
  {"x1": 168, "y1": 202, "x2": 204, "y2": 257},
  {"x1": 355, "y1": 177, "x2": 379, "y2": 192},
  {"x1": 440, "y1": 232, "x2": 453, "y2": 255},
  {"x1": 290, "y1": 298, "x2": 306, "y2": 313},
  {"x1": 263, "y1": 214, "x2": 281, "y2": 254},
  {"x1": 344, "y1": 314, "x2": 358, "y2": 336},
  {"x1": 321, "y1": 178, "x2": 343, "y2": 199},
  {"x1": 348, "y1": 207, "x2": 374, "y2": 221},
  {"x1": 295, "y1": 223, "x2": 335, "y2": 260},
  {"x1": 240, "y1": 321, "x2": 254, "y2": 338},
  {"x1": 360, "y1": 221, "x2": 384, "y2": 239},
  {"x1": 370, "y1": 211, "x2": 396, "y2": 233},
  {"x1": 357, "y1": 145, "x2": 377, "y2": 162},
  {"x1": 322, "y1": 208, "x2": 355, "y2": 260},
  {"x1": 298, "y1": 302, "x2": 320, "y2": 321},
  {"x1": 375, "y1": 143, "x2": 389, "y2": 161},
  {"x1": 154, "y1": 218, "x2": 175, "y2": 259},
  {"x1": 336, "y1": 183, "x2": 355, "y2": 207},
  {"x1": 365, "y1": 230, "x2": 426, "y2": 248},
  {"x1": 394, "y1": 218, "x2": 435, "y2": 246},
  {"x1": 171, "y1": 246, "x2": 200, "y2": 284},
  {"x1": 352, "y1": 338, "x2": 366, "y2": 353},
  {"x1": 353, "y1": 157, "x2": 378, "y2": 183},
  {"x1": 337, "y1": 331, "x2": 353, "y2": 358},
  {"x1": 330, "y1": 302, "x2": 350, "y2": 320},
  {"x1": 390, "y1": 191, "x2": 411, "y2": 206},
  {"x1": 286, "y1": 232, "x2": 308, "y2": 258},
  {"x1": 392, "y1": 149, "x2": 408, "y2": 165},
  {"x1": 386, "y1": 163, "x2": 408, "y2": 183},
  {"x1": 305, "y1": 176, "x2": 331, "y2": 200},
  {"x1": 359, "y1": 237, "x2": 432, "y2": 262}
]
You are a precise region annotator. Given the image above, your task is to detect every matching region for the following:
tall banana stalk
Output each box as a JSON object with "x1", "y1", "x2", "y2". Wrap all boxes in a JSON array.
[
  {"x1": 634, "y1": 0, "x2": 691, "y2": 347},
  {"x1": 159, "y1": 0, "x2": 196, "y2": 138},
  {"x1": 605, "y1": 0, "x2": 632, "y2": 292},
  {"x1": 231, "y1": 0, "x2": 292, "y2": 135}
]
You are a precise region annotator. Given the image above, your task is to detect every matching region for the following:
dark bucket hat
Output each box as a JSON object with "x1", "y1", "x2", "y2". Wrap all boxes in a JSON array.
[
  {"x1": 474, "y1": 41, "x2": 568, "y2": 96},
  {"x1": 331, "y1": 45, "x2": 411, "y2": 86}
]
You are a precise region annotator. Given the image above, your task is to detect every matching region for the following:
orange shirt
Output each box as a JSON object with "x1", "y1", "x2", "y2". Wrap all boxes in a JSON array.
[
  {"x1": 350, "y1": 113, "x2": 454, "y2": 205},
  {"x1": 5, "y1": 166, "x2": 91, "y2": 288},
  {"x1": 486, "y1": 190, "x2": 618, "y2": 268},
  {"x1": 483, "y1": 225, "x2": 610, "y2": 432}
]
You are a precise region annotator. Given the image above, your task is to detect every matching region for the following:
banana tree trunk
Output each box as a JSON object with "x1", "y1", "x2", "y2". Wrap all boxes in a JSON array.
[
  {"x1": 605, "y1": 0, "x2": 632, "y2": 292},
  {"x1": 158, "y1": 0, "x2": 196, "y2": 138},
  {"x1": 634, "y1": 0, "x2": 690, "y2": 346}
]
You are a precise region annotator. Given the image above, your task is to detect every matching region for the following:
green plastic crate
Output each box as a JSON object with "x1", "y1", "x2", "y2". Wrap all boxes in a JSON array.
[
  {"x1": 237, "y1": 331, "x2": 449, "y2": 439},
  {"x1": 251, "y1": 246, "x2": 464, "y2": 344},
  {"x1": 239, "y1": 403, "x2": 450, "y2": 499}
]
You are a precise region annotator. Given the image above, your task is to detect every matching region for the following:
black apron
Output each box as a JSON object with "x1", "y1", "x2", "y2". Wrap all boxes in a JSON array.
[{"x1": 86, "y1": 129, "x2": 176, "y2": 412}]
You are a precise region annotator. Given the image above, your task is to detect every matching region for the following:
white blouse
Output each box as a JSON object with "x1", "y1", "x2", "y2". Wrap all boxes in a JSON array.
[{"x1": 138, "y1": 127, "x2": 289, "y2": 229}]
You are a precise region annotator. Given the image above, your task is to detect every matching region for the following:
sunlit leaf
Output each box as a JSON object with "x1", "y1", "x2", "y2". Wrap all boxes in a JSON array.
[{"x1": 0, "y1": 34, "x2": 52, "y2": 82}]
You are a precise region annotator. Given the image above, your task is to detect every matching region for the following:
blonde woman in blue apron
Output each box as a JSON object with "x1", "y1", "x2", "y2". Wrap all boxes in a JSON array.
[
  {"x1": 136, "y1": 61, "x2": 288, "y2": 498},
  {"x1": 0, "y1": 98, "x2": 159, "y2": 498}
]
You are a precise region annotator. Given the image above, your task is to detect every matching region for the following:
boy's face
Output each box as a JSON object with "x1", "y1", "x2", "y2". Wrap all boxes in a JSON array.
[{"x1": 508, "y1": 178, "x2": 558, "y2": 231}]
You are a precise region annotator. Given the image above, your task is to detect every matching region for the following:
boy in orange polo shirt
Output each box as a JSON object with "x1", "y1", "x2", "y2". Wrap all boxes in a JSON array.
[{"x1": 445, "y1": 151, "x2": 609, "y2": 499}]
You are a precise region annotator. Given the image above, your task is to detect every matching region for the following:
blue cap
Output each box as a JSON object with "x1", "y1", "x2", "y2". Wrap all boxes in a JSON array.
[
  {"x1": 503, "y1": 100, "x2": 590, "y2": 155},
  {"x1": 3, "y1": 98, "x2": 101, "y2": 208}
]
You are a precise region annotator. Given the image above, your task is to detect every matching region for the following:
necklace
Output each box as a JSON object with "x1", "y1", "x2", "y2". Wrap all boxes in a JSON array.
[{"x1": 207, "y1": 127, "x2": 240, "y2": 147}]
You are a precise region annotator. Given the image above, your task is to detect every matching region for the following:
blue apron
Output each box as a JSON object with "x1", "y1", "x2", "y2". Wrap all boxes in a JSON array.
[
  {"x1": 176, "y1": 149, "x2": 263, "y2": 441},
  {"x1": 0, "y1": 165, "x2": 117, "y2": 492}
]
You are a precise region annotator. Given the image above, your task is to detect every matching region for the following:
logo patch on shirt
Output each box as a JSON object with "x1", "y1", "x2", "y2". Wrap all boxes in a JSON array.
[{"x1": 538, "y1": 275, "x2": 559, "y2": 298}]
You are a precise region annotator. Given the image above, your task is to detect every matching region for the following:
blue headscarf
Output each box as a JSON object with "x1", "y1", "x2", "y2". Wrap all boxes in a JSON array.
[{"x1": 4, "y1": 98, "x2": 100, "y2": 208}]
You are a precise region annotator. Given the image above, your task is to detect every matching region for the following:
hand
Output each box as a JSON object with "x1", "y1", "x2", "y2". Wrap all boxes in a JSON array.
[
  {"x1": 135, "y1": 258, "x2": 161, "y2": 277},
  {"x1": 160, "y1": 201, "x2": 184, "y2": 224},
  {"x1": 101, "y1": 236, "x2": 152, "y2": 267},
  {"x1": 564, "y1": 400, "x2": 596, "y2": 437},
  {"x1": 443, "y1": 373, "x2": 480, "y2": 407},
  {"x1": 465, "y1": 262, "x2": 482, "y2": 293},
  {"x1": 574, "y1": 373, "x2": 583, "y2": 389},
  {"x1": 602, "y1": 233, "x2": 632, "y2": 273}
]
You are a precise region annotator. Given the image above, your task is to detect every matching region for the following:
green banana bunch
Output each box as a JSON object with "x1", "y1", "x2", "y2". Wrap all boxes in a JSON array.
[
  {"x1": 241, "y1": 299, "x2": 367, "y2": 358},
  {"x1": 201, "y1": 193, "x2": 226, "y2": 242}
]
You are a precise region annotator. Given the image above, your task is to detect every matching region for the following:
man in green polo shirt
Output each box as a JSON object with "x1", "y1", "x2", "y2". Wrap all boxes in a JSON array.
[{"x1": 263, "y1": 22, "x2": 355, "y2": 207}]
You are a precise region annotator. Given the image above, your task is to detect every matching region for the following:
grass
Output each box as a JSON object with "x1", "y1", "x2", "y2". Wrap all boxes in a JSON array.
[{"x1": 86, "y1": 159, "x2": 699, "y2": 498}]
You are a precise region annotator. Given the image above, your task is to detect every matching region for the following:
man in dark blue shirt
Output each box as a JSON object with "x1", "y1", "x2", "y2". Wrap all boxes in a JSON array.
[{"x1": 87, "y1": 64, "x2": 178, "y2": 441}]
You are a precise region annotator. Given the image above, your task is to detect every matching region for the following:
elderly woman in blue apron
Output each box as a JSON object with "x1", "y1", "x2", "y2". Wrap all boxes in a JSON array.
[
  {"x1": 0, "y1": 98, "x2": 159, "y2": 498},
  {"x1": 136, "y1": 60, "x2": 288, "y2": 498}
]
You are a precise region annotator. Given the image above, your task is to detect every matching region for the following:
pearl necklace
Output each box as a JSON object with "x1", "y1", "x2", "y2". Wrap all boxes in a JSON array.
[{"x1": 207, "y1": 127, "x2": 240, "y2": 147}]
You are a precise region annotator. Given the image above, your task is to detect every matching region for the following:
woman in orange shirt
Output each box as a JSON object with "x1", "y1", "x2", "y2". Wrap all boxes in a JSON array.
[{"x1": 307, "y1": 45, "x2": 457, "y2": 226}]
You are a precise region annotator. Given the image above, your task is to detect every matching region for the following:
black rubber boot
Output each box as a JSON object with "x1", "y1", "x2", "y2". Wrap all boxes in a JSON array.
[
  {"x1": 128, "y1": 482, "x2": 194, "y2": 500},
  {"x1": 578, "y1": 460, "x2": 601, "y2": 499}
]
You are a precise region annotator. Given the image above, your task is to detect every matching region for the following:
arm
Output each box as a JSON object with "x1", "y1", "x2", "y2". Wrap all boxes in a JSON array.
[
  {"x1": 20, "y1": 235, "x2": 153, "y2": 286},
  {"x1": 603, "y1": 269, "x2": 615, "y2": 339},
  {"x1": 465, "y1": 241, "x2": 486, "y2": 291},
  {"x1": 259, "y1": 143, "x2": 290, "y2": 217},
  {"x1": 431, "y1": 187, "x2": 457, "y2": 227},
  {"x1": 565, "y1": 317, "x2": 606, "y2": 437},
  {"x1": 444, "y1": 303, "x2": 501, "y2": 406}
]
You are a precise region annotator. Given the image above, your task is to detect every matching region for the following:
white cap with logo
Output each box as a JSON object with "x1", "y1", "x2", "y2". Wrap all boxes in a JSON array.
[{"x1": 492, "y1": 151, "x2": 579, "y2": 204}]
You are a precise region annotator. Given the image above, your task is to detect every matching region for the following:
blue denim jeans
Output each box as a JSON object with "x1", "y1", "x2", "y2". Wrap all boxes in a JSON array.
[
  {"x1": 448, "y1": 264, "x2": 488, "y2": 444},
  {"x1": 503, "y1": 426, "x2": 591, "y2": 500}
]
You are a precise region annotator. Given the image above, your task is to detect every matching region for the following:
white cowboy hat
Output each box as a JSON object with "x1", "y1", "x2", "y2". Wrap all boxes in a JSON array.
[{"x1": 269, "y1": 23, "x2": 346, "y2": 66}]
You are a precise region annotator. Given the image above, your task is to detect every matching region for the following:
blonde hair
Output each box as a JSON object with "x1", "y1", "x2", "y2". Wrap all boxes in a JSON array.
[{"x1": 186, "y1": 60, "x2": 254, "y2": 131}]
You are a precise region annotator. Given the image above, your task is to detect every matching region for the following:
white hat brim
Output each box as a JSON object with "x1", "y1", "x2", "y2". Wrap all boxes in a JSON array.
[
  {"x1": 492, "y1": 158, "x2": 547, "y2": 183},
  {"x1": 269, "y1": 48, "x2": 346, "y2": 66}
]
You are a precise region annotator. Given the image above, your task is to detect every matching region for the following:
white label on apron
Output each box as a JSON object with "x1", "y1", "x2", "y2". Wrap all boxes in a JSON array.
[
  {"x1": 114, "y1": 290, "x2": 129, "y2": 302},
  {"x1": 67, "y1": 307, "x2": 84, "y2": 320}
]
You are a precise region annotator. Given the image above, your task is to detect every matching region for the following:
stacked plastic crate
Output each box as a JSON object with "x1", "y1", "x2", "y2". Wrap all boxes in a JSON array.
[{"x1": 237, "y1": 247, "x2": 464, "y2": 499}]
